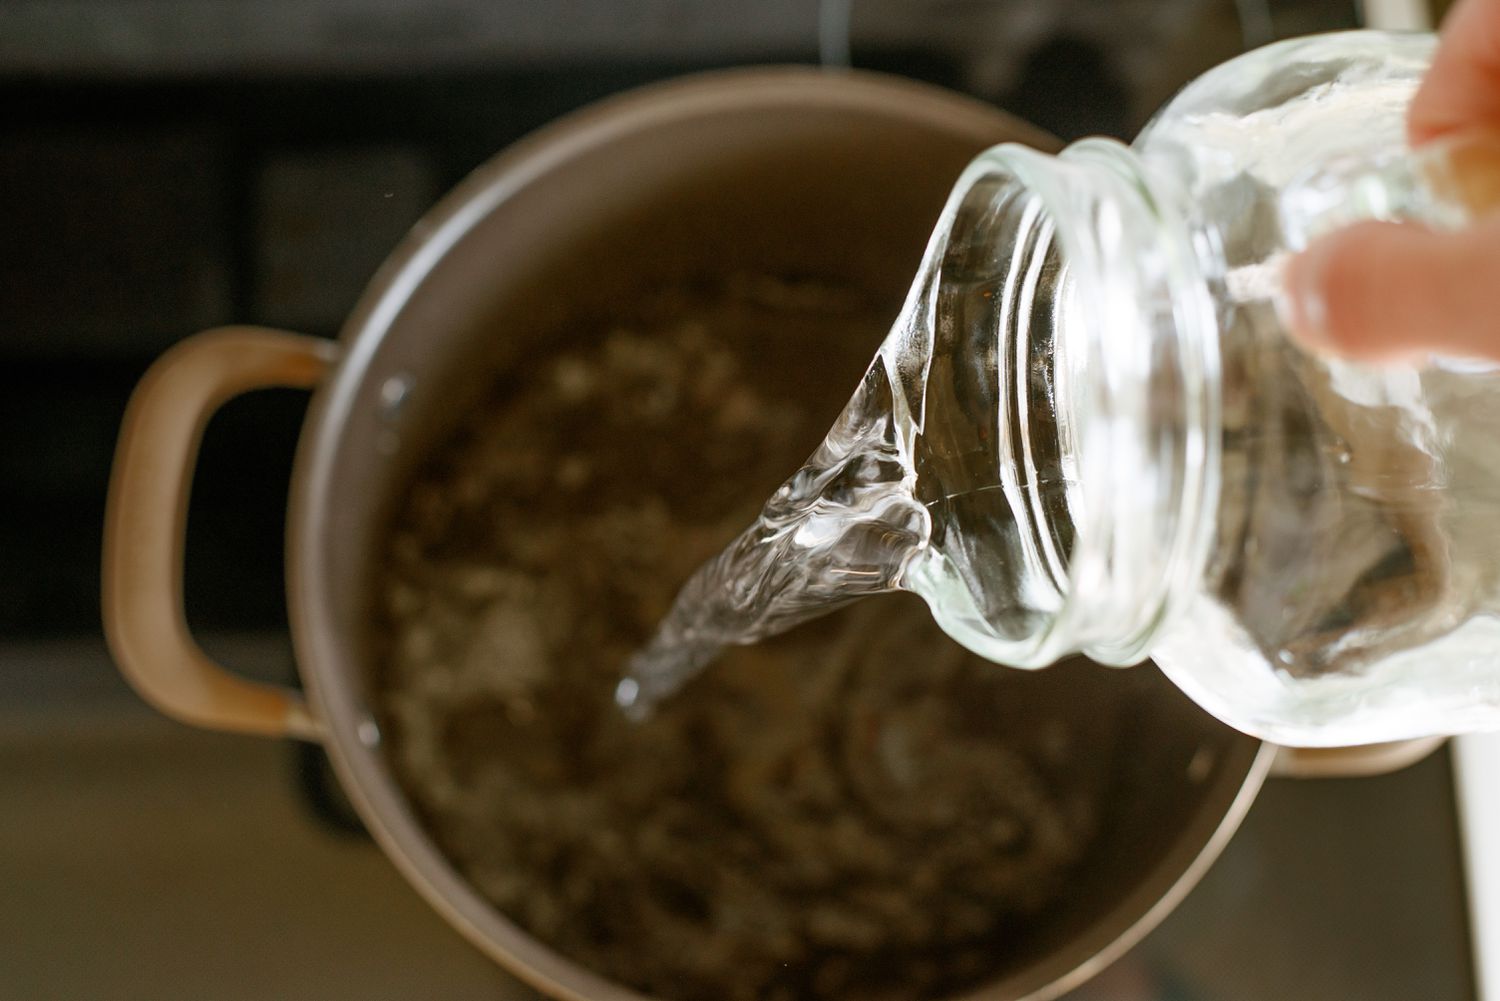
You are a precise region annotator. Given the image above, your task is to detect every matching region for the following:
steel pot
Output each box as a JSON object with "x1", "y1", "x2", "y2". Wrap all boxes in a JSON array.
[{"x1": 102, "y1": 68, "x2": 1433, "y2": 1001}]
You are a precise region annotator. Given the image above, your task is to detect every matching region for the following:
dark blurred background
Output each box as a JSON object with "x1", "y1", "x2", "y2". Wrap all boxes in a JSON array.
[{"x1": 6, "y1": 4, "x2": 1487, "y2": 1001}]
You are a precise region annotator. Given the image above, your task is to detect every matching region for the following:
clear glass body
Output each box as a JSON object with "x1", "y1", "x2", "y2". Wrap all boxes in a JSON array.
[{"x1": 897, "y1": 31, "x2": 1500, "y2": 745}]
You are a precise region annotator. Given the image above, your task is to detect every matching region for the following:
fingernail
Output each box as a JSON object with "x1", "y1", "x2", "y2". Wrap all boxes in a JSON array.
[{"x1": 1278, "y1": 244, "x2": 1332, "y2": 351}]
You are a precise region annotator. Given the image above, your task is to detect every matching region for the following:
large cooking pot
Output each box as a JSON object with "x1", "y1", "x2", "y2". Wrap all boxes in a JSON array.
[{"x1": 102, "y1": 68, "x2": 1435, "y2": 1001}]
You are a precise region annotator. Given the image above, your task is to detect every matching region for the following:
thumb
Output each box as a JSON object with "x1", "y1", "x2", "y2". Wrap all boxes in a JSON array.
[{"x1": 1283, "y1": 217, "x2": 1500, "y2": 363}]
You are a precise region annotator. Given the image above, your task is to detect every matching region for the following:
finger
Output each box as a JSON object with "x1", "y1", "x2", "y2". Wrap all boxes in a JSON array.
[
  {"x1": 1409, "y1": 0, "x2": 1500, "y2": 143},
  {"x1": 1283, "y1": 217, "x2": 1500, "y2": 363}
]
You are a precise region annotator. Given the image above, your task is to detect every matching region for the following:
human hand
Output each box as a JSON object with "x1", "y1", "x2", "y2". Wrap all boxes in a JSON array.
[{"x1": 1284, "y1": 0, "x2": 1500, "y2": 363}]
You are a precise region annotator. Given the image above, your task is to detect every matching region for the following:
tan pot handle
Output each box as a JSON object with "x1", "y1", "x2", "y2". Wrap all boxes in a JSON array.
[
  {"x1": 1271, "y1": 736, "x2": 1448, "y2": 778},
  {"x1": 103, "y1": 326, "x2": 338, "y2": 741}
]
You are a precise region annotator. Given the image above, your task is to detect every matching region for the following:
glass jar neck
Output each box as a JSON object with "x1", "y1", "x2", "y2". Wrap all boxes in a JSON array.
[{"x1": 896, "y1": 139, "x2": 1223, "y2": 668}]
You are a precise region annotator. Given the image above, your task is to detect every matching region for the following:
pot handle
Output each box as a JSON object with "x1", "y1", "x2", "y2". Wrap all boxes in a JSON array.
[
  {"x1": 103, "y1": 326, "x2": 338, "y2": 742},
  {"x1": 1271, "y1": 736, "x2": 1448, "y2": 778}
]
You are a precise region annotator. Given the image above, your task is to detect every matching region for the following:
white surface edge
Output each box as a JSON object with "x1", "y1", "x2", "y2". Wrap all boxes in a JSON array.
[
  {"x1": 1456, "y1": 732, "x2": 1500, "y2": 1001},
  {"x1": 1359, "y1": 0, "x2": 1433, "y2": 31}
]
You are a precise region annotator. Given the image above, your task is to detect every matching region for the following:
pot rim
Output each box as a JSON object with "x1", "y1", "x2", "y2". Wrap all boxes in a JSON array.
[{"x1": 286, "y1": 65, "x2": 1269, "y2": 1001}]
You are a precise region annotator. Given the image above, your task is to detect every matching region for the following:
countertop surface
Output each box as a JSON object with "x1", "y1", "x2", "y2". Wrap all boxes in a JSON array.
[{"x1": 1, "y1": 636, "x2": 1479, "y2": 1001}]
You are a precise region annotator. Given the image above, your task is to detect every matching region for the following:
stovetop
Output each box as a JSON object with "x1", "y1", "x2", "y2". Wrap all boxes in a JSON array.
[{"x1": 8, "y1": 2, "x2": 1488, "y2": 1000}]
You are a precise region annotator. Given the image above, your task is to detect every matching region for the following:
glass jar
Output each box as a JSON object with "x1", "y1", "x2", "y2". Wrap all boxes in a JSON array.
[{"x1": 892, "y1": 30, "x2": 1500, "y2": 746}]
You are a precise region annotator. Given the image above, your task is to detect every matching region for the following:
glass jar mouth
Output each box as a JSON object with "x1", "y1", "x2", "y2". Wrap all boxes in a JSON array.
[{"x1": 902, "y1": 139, "x2": 1223, "y2": 668}]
